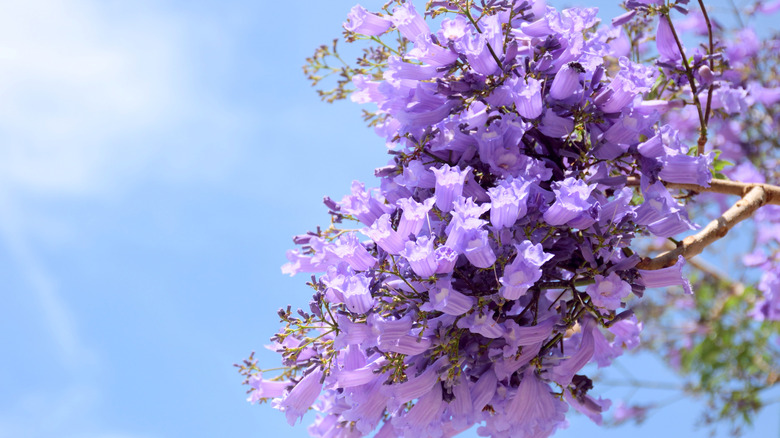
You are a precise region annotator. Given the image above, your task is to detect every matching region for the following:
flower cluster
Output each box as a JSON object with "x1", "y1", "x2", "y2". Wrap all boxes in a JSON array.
[
  {"x1": 235, "y1": 1, "x2": 754, "y2": 437},
  {"x1": 624, "y1": 2, "x2": 780, "y2": 321}
]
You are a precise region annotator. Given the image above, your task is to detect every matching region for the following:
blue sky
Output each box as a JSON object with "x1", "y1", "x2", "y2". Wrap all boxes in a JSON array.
[{"x1": 1, "y1": 1, "x2": 777, "y2": 437}]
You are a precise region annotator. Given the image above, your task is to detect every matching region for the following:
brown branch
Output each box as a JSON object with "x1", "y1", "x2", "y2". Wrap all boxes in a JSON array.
[
  {"x1": 637, "y1": 186, "x2": 769, "y2": 270},
  {"x1": 625, "y1": 177, "x2": 780, "y2": 205}
]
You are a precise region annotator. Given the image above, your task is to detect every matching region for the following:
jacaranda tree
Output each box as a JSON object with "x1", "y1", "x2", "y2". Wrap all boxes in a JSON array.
[{"x1": 237, "y1": 0, "x2": 780, "y2": 436}]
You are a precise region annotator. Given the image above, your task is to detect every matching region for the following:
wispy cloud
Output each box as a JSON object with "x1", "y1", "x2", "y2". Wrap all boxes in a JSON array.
[
  {"x1": 0, "y1": 0, "x2": 247, "y2": 197},
  {"x1": 0, "y1": 1, "x2": 251, "y2": 437},
  {"x1": 0, "y1": 189, "x2": 94, "y2": 369}
]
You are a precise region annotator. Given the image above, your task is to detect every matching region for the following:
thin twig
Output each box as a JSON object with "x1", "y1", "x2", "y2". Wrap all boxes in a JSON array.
[
  {"x1": 697, "y1": 0, "x2": 715, "y2": 125},
  {"x1": 637, "y1": 186, "x2": 769, "y2": 270},
  {"x1": 664, "y1": 13, "x2": 708, "y2": 155}
]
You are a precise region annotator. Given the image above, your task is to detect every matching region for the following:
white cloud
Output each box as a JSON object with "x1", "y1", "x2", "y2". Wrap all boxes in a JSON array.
[
  {"x1": 0, "y1": 1, "x2": 247, "y2": 437},
  {"x1": 0, "y1": 0, "x2": 243, "y2": 196}
]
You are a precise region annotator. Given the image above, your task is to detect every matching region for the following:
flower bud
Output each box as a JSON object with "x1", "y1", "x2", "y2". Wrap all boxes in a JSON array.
[{"x1": 698, "y1": 65, "x2": 714, "y2": 85}]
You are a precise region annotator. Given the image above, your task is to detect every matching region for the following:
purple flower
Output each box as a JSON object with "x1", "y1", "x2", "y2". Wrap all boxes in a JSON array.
[
  {"x1": 500, "y1": 241, "x2": 553, "y2": 299},
  {"x1": 408, "y1": 33, "x2": 458, "y2": 67},
  {"x1": 399, "y1": 159, "x2": 436, "y2": 189},
  {"x1": 332, "y1": 351, "x2": 384, "y2": 389},
  {"x1": 514, "y1": 77, "x2": 544, "y2": 119},
  {"x1": 342, "y1": 273, "x2": 375, "y2": 314},
  {"x1": 634, "y1": 182, "x2": 696, "y2": 238},
  {"x1": 463, "y1": 32, "x2": 500, "y2": 76},
  {"x1": 384, "y1": 356, "x2": 449, "y2": 407},
  {"x1": 586, "y1": 272, "x2": 631, "y2": 310},
  {"x1": 445, "y1": 374, "x2": 475, "y2": 429},
  {"x1": 504, "y1": 369, "x2": 568, "y2": 437},
  {"x1": 564, "y1": 390, "x2": 611, "y2": 425},
  {"x1": 391, "y1": 382, "x2": 445, "y2": 436},
  {"x1": 612, "y1": 9, "x2": 637, "y2": 26},
  {"x1": 751, "y1": 270, "x2": 780, "y2": 321},
  {"x1": 391, "y1": 2, "x2": 430, "y2": 41},
  {"x1": 457, "y1": 310, "x2": 504, "y2": 338},
  {"x1": 376, "y1": 315, "x2": 432, "y2": 355},
  {"x1": 470, "y1": 367, "x2": 497, "y2": 413},
  {"x1": 400, "y1": 236, "x2": 438, "y2": 277},
  {"x1": 340, "y1": 378, "x2": 389, "y2": 433},
  {"x1": 350, "y1": 74, "x2": 383, "y2": 104},
  {"x1": 549, "y1": 317, "x2": 596, "y2": 386},
  {"x1": 494, "y1": 341, "x2": 544, "y2": 380},
  {"x1": 247, "y1": 373, "x2": 289, "y2": 404},
  {"x1": 343, "y1": 5, "x2": 392, "y2": 36},
  {"x1": 328, "y1": 233, "x2": 377, "y2": 271},
  {"x1": 463, "y1": 228, "x2": 497, "y2": 268},
  {"x1": 656, "y1": 132, "x2": 713, "y2": 188},
  {"x1": 421, "y1": 278, "x2": 475, "y2": 316},
  {"x1": 543, "y1": 177, "x2": 595, "y2": 226},
  {"x1": 431, "y1": 164, "x2": 472, "y2": 212},
  {"x1": 596, "y1": 57, "x2": 656, "y2": 113},
  {"x1": 549, "y1": 62, "x2": 583, "y2": 100},
  {"x1": 637, "y1": 255, "x2": 693, "y2": 294},
  {"x1": 339, "y1": 180, "x2": 391, "y2": 225},
  {"x1": 592, "y1": 324, "x2": 620, "y2": 367},
  {"x1": 396, "y1": 196, "x2": 435, "y2": 239},
  {"x1": 438, "y1": 15, "x2": 469, "y2": 42},
  {"x1": 434, "y1": 245, "x2": 459, "y2": 274},
  {"x1": 445, "y1": 197, "x2": 490, "y2": 251},
  {"x1": 387, "y1": 56, "x2": 439, "y2": 81},
  {"x1": 539, "y1": 109, "x2": 574, "y2": 138},
  {"x1": 277, "y1": 367, "x2": 324, "y2": 425},
  {"x1": 334, "y1": 313, "x2": 378, "y2": 349},
  {"x1": 610, "y1": 314, "x2": 642, "y2": 350},
  {"x1": 488, "y1": 178, "x2": 530, "y2": 228},
  {"x1": 362, "y1": 213, "x2": 404, "y2": 254},
  {"x1": 502, "y1": 317, "x2": 555, "y2": 357},
  {"x1": 598, "y1": 187, "x2": 634, "y2": 225},
  {"x1": 656, "y1": 16, "x2": 682, "y2": 62}
]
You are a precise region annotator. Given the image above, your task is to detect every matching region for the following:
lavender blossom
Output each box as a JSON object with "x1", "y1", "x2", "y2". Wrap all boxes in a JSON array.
[
  {"x1": 503, "y1": 369, "x2": 568, "y2": 437},
  {"x1": 277, "y1": 368, "x2": 324, "y2": 425},
  {"x1": 488, "y1": 178, "x2": 530, "y2": 228},
  {"x1": 397, "y1": 196, "x2": 435, "y2": 239},
  {"x1": 431, "y1": 164, "x2": 472, "y2": 212},
  {"x1": 463, "y1": 228, "x2": 497, "y2": 268},
  {"x1": 499, "y1": 241, "x2": 553, "y2": 300},
  {"x1": 362, "y1": 213, "x2": 404, "y2": 254},
  {"x1": 586, "y1": 272, "x2": 632, "y2": 310},
  {"x1": 656, "y1": 16, "x2": 682, "y2": 62},
  {"x1": 514, "y1": 77, "x2": 544, "y2": 119},
  {"x1": 637, "y1": 255, "x2": 693, "y2": 294},
  {"x1": 343, "y1": 5, "x2": 392, "y2": 36},
  {"x1": 400, "y1": 236, "x2": 438, "y2": 277},
  {"x1": 328, "y1": 233, "x2": 377, "y2": 271},
  {"x1": 543, "y1": 177, "x2": 595, "y2": 227},
  {"x1": 549, "y1": 62, "x2": 583, "y2": 100},
  {"x1": 390, "y1": 2, "x2": 429, "y2": 41}
]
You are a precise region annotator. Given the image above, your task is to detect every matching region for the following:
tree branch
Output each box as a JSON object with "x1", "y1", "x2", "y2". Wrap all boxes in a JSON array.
[
  {"x1": 637, "y1": 186, "x2": 769, "y2": 270},
  {"x1": 625, "y1": 177, "x2": 780, "y2": 205}
]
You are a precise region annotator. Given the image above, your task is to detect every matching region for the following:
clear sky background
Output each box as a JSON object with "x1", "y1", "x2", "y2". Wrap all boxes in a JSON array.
[{"x1": 0, "y1": 1, "x2": 777, "y2": 437}]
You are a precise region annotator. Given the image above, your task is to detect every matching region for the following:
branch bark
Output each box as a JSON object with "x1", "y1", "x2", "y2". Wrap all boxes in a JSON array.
[
  {"x1": 637, "y1": 186, "x2": 770, "y2": 270},
  {"x1": 625, "y1": 177, "x2": 780, "y2": 205}
]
